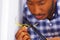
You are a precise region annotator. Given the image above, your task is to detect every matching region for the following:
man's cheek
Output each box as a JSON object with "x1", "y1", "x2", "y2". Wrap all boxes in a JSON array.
[{"x1": 30, "y1": 9, "x2": 35, "y2": 13}]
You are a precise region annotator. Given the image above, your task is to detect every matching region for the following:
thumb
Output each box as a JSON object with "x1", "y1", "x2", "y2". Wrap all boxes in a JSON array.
[
  {"x1": 15, "y1": 26, "x2": 28, "y2": 39},
  {"x1": 20, "y1": 26, "x2": 28, "y2": 32}
]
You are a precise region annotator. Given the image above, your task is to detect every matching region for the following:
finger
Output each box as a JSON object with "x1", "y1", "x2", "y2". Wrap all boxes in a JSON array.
[
  {"x1": 16, "y1": 33, "x2": 23, "y2": 40},
  {"x1": 28, "y1": 39, "x2": 31, "y2": 40},
  {"x1": 16, "y1": 32, "x2": 26, "y2": 40},
  {"x1": 15, "y1": 26, "x2": 27, "y2": 39},
  {"x1": 23, "y1": 35, "x2": 31, "y2": 40},
  {"x1": 18, "y1": 31, "x2": 30, "y2": 39},
  {"x1": 22, "y1": 32, "x2": 30, "y2": 40},
  {"x1": 16, "y1": 31, "x2": 30, "y2": 39}
]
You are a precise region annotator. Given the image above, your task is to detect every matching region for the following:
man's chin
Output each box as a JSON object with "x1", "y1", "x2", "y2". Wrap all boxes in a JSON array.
[{"x1": 35, "y1": 17, "x2": 46, "y2": 20}]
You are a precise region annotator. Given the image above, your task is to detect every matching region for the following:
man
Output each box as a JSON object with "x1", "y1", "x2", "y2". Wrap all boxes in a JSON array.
[{"x1": 15, "y1": 0, "x2": 60, "y2": 40}]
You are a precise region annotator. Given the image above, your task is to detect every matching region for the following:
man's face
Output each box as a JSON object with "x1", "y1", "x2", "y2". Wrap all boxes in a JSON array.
[{"x1": 27, "y1": 0, "x2": 56, "y2": 20}]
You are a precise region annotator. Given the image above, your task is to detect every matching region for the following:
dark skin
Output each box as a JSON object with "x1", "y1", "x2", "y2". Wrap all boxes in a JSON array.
[
  {"x1": 27, "y1": 0, "x2": 56, "y2": 20},
  {"x1": 15, "y1": 0, "x2": 60, "y2": 40}
]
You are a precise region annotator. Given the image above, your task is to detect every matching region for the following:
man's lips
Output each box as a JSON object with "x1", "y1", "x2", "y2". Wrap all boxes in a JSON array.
[{"x1": 35, "y1": 14, "x2": 45, "y2": 19}]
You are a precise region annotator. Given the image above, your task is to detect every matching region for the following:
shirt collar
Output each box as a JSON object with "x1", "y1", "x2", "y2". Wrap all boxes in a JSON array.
[{"x1": 23, "y1": 3, "x2": 58, "y2": 24}]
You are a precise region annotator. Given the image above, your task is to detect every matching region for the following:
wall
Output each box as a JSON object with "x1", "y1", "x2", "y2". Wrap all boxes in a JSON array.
[
  {"x1": 7, "y1": 0, "x2": 25, "y2": 40},
  {"x1": 1, "y1": 0, "x2": 25, "y2": 40}
]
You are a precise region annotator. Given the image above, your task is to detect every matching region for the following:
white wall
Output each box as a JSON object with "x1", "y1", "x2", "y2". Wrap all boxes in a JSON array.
[
  {"x1": 7, "y1": 0, "x2": 25, "y2": 40},
  {"x1": 1, "y1": 0, "x2": 9, "y2": 40},
  {"x1": 1, "y1": 0, "x2": 26, "y2": 40},
  {"x1": 0, "y1": 0, "x2": 2, "y2": 40},
  {"x1": 7, "y1": 0, "x2": 20, "y2": 40}
]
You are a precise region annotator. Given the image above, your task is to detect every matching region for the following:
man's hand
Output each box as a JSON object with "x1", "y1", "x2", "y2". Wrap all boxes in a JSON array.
[
  {"x1": 47, "y1": 37, "x2": 60, "y2": 40},
  {"x1": 15, "y1": 26, "x2": 31, "y2": 40}
]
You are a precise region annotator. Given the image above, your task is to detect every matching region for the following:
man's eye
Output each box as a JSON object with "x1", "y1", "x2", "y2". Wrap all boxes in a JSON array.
[
  {"x1": 38, "y1": 1, "x2": 45, "y2": 5},
  {"x1": 28, "y1": 3, "x2": 33, "y2": 5},
  {"x1": 27, "y1": 2, "x2": 33, "y2": 5}
]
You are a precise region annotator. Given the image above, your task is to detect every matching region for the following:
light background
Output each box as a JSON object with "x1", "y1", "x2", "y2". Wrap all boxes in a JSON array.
[
  {"x1": 0, "y1": 0, "x2": 60, "y2": 40},
  {"x1": 1, "y1": 0, "x2": 25, "y2": 40}
]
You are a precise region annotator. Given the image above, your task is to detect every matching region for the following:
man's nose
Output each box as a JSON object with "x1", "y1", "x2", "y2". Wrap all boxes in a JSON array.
[{"x1": 34, "y1": 6, "x2": 42, "y2": 14}]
